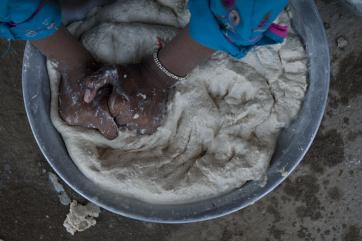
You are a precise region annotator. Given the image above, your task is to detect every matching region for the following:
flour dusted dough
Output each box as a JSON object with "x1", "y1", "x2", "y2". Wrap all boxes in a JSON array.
[
  {"x1": 63, "y1": 201, "x2": 100, "y2": 235},
  {"x1": 47, "y1": 0, "x2": 308, "y2": 204}
]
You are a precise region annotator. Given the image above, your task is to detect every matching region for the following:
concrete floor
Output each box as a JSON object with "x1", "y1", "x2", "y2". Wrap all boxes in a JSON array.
[{"x1": 0, "y1": 0, "x2": 361, "y2": 240}]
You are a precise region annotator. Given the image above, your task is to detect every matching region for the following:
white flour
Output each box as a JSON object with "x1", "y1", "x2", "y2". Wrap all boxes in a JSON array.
[{"x1": 47, "y1": 0, "x2": 308, "y2": 204}]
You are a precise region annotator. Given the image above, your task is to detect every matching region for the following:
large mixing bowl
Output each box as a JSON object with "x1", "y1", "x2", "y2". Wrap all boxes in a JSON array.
[{"x1": 22, "y1": 0, "x2": 330, "y2": 223}]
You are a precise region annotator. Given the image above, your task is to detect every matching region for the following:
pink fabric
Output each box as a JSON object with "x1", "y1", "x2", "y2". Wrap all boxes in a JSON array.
[
  {"x1": 268, "y1": 23, "x2": 288, "y2": 38},
  {"x1": 222, "y1": 0, "x2": 235, "y2": 8}
]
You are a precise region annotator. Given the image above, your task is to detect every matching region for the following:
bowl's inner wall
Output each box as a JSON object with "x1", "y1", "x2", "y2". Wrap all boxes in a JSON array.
[{"x1": 22, "y1": 0, "x2": 329, "y2": 223}]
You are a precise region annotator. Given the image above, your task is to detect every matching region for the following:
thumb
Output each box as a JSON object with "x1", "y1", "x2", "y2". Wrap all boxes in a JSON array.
[
  {"x1": 95, "y1": 99, "x2": 119, "y2": 140},
  {"x1": 97, "y1": 115, "x2": 119, "y2": 140},
  {"x1": 83, "y1": 65, "x2": 120, "y2": 103},
  {"x1": 108, "y1": 88, "x2": 129, "y2": 117}
]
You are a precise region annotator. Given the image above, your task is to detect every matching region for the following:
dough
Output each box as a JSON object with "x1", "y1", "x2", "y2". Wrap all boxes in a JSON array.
[
  {"x1": 47, "y1": 0, "x2": 308, "y2": 204},
  {"x1": 63, "y1": 200, "x2": 100, "y2": 235},
  {"x1": 48, "y1": 172, "x2": 71, "y2": 206}
]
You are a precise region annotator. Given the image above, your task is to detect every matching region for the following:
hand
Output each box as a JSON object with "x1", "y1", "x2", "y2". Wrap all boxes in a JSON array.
[
  {"x1": 32, "y1": 26, "x2": 119, "y2": 139},
  {"x1": 83, "y1": 57, "x2": 177, "y2": 134},
  {"x1": 58, "y1": 68, "x2": 119, "y2": 140}
]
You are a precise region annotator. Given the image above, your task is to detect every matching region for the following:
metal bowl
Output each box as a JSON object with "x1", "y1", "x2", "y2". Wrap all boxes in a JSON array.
[
  {"x1": 340, "y1": 0, "x2": 362, "y2": 16},
  {"x1": 22, "y1": 0, "x2": 330, "y2": 223}
]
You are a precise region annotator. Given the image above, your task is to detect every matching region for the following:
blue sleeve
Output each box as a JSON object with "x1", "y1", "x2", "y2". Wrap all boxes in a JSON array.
[
  {"x1": 188, "y1": 0, "x2": 288, "y2": 59},
  {"x1": 0, "y1": 0, "x2": 61, "y2": 41}
]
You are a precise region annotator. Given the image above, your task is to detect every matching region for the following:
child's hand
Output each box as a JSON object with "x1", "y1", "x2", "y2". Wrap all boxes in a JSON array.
[
  {"x1": 83, "y1": 57, "x2": 177, "y2": 134},
  {"x1": 58, "y1": 69, "x2": 119, "y2": 140}
]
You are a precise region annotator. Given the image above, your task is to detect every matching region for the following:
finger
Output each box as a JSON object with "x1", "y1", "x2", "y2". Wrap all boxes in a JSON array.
[
  {"x1": 83, "y1": 66, "x2": 120, "y2": 103},
  {"x1": 108, "y1": 88, "x2": 129, "y2": 117},
  {"x1": 113, "y1": 100, "x2": 134, "y2": 126},
  {"x1": 95, "y1": 99, "x2": 119, "y2": 140},
  {"x1": 97, "y1": 115, "x2": 119, "y2": 140},
  {"x1": 136, "y1": 104, "x2": 165, "y2": 135}
]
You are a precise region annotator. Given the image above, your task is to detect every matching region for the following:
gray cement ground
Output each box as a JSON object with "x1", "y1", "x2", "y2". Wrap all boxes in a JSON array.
[{"x1": 0, "y1": 0, "x2": 361, "y2": 240}]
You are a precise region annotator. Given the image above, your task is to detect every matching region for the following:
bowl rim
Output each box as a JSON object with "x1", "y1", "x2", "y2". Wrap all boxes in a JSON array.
[{"x1": 22, "y1": 0, "x2": 330, "y2": 223}]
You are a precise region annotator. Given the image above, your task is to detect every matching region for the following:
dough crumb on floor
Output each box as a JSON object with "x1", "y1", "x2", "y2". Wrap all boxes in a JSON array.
[
  {"x1": 63, "y1": 200, "x2": 101, "y2": 235},
  {"x1": 48, "y1": 172, "x2": 71, "y2": 206},
  {"x1": 337, "y1": 35, "x2": 348, "y2": 49}
]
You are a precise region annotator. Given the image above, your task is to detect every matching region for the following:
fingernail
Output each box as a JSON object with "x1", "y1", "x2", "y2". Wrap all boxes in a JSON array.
[{"x1": 84, "y1": 89, "x2": 92, "y2": 102}]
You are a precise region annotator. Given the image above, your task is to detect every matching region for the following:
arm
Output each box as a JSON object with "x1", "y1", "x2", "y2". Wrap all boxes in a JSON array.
[
  {"x1": 2, "y1": 0, "x2": 93, "y2": 75},
  {"x1": 157, "y1": 26, "x2": 215, "y2": 77},
  {"x1": 31, "y1": 24, "x2": 94, "y2": 75}
]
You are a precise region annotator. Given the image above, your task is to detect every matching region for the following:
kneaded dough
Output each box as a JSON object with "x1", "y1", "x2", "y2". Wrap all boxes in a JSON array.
[
  {"x1": 47, "y1": 0, "x2": 308, "y2": 204},
  {"x1": 63, "y1": 200, "x2": 100, "y2": 235}
]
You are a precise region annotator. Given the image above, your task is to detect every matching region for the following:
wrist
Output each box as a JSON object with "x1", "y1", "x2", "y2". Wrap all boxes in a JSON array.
[
  {"x1": 158, "y1": 26, "x2": 215, "y2": 77},
  {"x1": 143, "y1": 55, "x2": 178, "y2": 89}
]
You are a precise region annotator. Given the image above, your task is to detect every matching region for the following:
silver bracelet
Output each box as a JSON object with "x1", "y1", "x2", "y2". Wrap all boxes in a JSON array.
[{"x1": 153, "y1": 48, "x2": 187, "y2": 81}]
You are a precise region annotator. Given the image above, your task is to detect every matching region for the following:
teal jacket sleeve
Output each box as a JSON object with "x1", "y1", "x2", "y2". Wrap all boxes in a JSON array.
[
  {"x1": 0, "y1": 0, "x2": 61, "y2": 41},
  {"x1": 188, "y1": 0, "x2": 289, "y2": 59}
]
